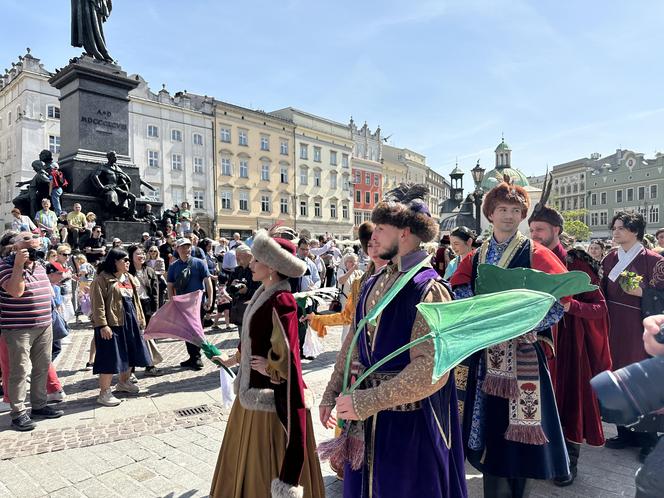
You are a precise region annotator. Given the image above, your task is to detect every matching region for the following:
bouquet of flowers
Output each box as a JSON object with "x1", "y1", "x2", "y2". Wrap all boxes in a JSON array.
[{"x1": 619, "y1": 271, "x2": 643, "y2": 292}]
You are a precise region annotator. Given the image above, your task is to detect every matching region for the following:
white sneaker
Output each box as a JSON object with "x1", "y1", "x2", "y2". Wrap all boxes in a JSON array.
[
  {"x1": 97, "y1": 389, "x2": 121, "y2": 407},
  {"x1": 129, "y1": 373, "x2": 138, "y2": 384},
  {"x1": 115, "y1": 381, "x2": 140, "y2": 394},
  {"x1": 47, "y1": 390, "x2": 66, "y2": 403}
]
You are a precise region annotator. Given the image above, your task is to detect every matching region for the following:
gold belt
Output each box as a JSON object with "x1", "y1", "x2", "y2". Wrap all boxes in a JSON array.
[{"x1": 364, "y1": 371, "x2": 422, "y2": 412}]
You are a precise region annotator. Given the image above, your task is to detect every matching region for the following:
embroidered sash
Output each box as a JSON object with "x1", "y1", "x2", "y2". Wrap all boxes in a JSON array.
[{"x1": 479, "y1": 232, "x2": 548, "y2": 444}]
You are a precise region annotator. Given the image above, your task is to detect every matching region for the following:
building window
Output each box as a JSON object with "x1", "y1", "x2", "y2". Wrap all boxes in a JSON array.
[
  {"x1": 171, "y1": 129, "x2": 182, "y2": 142},
  {"x1": 300, "y1": 143, "x2": 308, "y2": 160},
  {"x1": 238, "y1": 129, "x2": 248, "y2": 146},
  {"x1": 221, "y1": 157, "x2": 232, "y2": 176},
  {"x1": 148, "y1": 150, "x2": 159, "y2": 168},
  {"x1": 374, "y1": 192, "x2": 379, "y2": 204},
  {"x1": 650, "y1": 206, "x2": 659, "y2": 224},
  {"x1": 363, "y1": 212, "x2": 371, "y2": 222},
  {"x1": 573, "y1": 184, "x2": 578, "y2": 193},
  {"x1": 342, "y1": 204, "x2": 349, "y2": 219},
  {"x1": 330, "y1": 171, "x2": 337, "y2": 189},
  {"x1": 194, "y1": 157, "x2": 204, "y2": 174},
  {"x1": 147, "y1": 125, "x2": 159, "y2": 138},
  {"x1": 239, "y1": 191, "x2": 249, "y2": 211},
  {"x1": 638, "y1": 186, "x2": 646, "y2": 201},
  {"x1": 650, "y1": 185, "x2": 658, "y2": 199},
  {"x1": 48, "y1": 135, "x2": 61, "y2": 154},
  {"x1": 280, "y1": 166, "x2": 288, "y2": 183},
  {"x1": 600, "y1": 211, "x2": 608, "y2": 226},
  {"x1": 580, "y1": 197, "x2": 585, "y2": 208},
  {"x1": 342, "y1": 153, "x2": 349, "y2": 168},
  {"x1": 47, "y1": 105, "x2": 60, "y2": 119},
  {"x1": 300, "y1": 200, "x2": 307, "y2": 216},
  {"x1": 193, "y1": 190, "x2": 204, "y2": 209},
  {"x1": 374, "y1": 175, "x2": 379, "y2": 187},
  {"x1": 365, "y1": 173, "x2": 371, "y2": 185},
  {"x1": 330, "y1": 150, "x2": 337, "y2": 166},
  {"x1": 355, "y1": 190, "x2": 361, "y2": 203},
  {"x1": 314, "y1": 201, "x2": 321, "y2": 217},
  {"x1": 590, "y1": 212, "x2": 598, "y2": 226},
  {"x1": 260, "y1": 135, "x2": 269, "y2": 151},
  {"x1": 354, "y1": 212, "x2": 362, "y2": 226},
  {"x1": 627, "y1": 188, "x2": 634, "y2": 202},
  {"x1": 365, "y1": 191, "x2": 370, "y2": 204},
  {"x1": 600, "y1": 192, "x2": 607, "y2": 205},
  {"x1": 220, "y1": 127, "x2": 231, "y2": 143},
  {"x1": 221, "y1": 191, "x2": 232, "y2": 210},
  {"x1": 280, "y1": 139, "x2": 289, "y2": 155},
  {"x1": 261, "y1": 161, "x2": 270, "y2": 181},
  {"x1": 146, "y1": 186, "x2": 161, "y2": 202},
  {"x1": 261, "y1": 194, "x2": 271, "y2": 213},
  {"x1": 616, "y1": 189, "x2": 623, "y2": 203},
  {"x1": 313, "y1": 146, "x2": 321, "y2": 162},
  {"x1": 573, "y1": 198, "x2": 578, "y2": 209},
  {"x1": 171, "y1": 154, "x2": 183, "y2": 171},
  {"x1": 171, "y1": 187, "x2": 184, "y2": 207},
  {"x1": 342, "y1": 175, "x2": 349, "y2": 191},
  {"x1": 313, "y1": 169, "x2": 321, "y2": 187},
  {"x1": 330, "y1": 202, "x2": 337, "y2": 218},
  {"x1": 300, "y1": 167, "x2": 308, "y2": 185},
  {"x1": 239, "y1": 159, "x2": 249, "y2": 178},
  {"x1": 280, "y1": 196, "x2": 289, "y2": 214},
  {"x1": 193, "y1": 133, "x2": 203, "y2": 146}
]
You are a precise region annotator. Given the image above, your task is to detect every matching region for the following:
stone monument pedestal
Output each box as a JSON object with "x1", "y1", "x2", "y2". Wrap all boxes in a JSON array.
[{"x1": 48, "y1": 56, "x2": 161, "y2": 222}]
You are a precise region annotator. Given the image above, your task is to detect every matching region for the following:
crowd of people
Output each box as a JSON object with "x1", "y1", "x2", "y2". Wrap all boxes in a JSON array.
[{"x1": 1, "y1": 185, "x2": 663, "y2": 498}]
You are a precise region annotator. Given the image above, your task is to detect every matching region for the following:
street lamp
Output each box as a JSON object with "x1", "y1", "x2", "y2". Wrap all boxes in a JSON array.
[{"x1": 471, "y1": 160, "x2": 486, "y2": 235}]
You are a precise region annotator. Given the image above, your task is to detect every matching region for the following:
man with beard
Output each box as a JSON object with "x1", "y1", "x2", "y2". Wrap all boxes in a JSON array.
[
  {"x1": 450, "y1": 176, "x2": 569, "y2": 497},
  {"x1": 320, "y1": 184, "x2": 467, "y2": 498},
  {"x1": 528, "y1": 179, "x2": 612, "y2": 486}
]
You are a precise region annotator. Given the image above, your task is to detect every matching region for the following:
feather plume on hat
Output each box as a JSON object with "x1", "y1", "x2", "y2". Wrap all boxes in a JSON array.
[{"x1": 527, "y1": 170, "x2": 564, "y2": 228}]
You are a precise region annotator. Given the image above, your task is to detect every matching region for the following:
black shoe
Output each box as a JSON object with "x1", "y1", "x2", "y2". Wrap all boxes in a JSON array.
[
  {"x1": 11, "y1": 413, "x2": 36, "y2": 432},
  {"x1": 639, "y1": 445, "x2": 655, "y2": 463},
  {"x1": 605, "y1": 434, "x2": 637, "y2": 449},
  {"x1": 31, "y1": 405, "x2": 64, "y2": 419},
  {"x1": 180, "y1": 358, "x2": 204, "y2": 370},
  {"x1": 553, "y1": 470, "x2": 576, "y2": 487}
]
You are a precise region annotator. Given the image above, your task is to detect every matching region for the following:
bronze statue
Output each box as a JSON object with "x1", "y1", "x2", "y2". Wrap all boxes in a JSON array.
[
  {"x1": 90, "y1": 151, "x2": 137, "y2": 220},
  {"x1": 71, "y1": 0, "x2": 114, "y2": 62},
  {"x1": 13, "y1": 150, "x2": 54, "y2": 218}
]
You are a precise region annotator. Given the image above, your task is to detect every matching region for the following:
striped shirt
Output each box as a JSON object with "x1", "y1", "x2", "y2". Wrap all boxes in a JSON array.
[{"x1": 0, "y1": 255, "x2": 52, "y2": 329}]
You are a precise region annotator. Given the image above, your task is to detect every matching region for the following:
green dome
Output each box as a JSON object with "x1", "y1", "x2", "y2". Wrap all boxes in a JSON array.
[
  {"x1": 495, "y1": 139, "x2": 510, "y2": 152},
  {"x1": 480, "y1": 166, "x2": 530, "y2": 192}
]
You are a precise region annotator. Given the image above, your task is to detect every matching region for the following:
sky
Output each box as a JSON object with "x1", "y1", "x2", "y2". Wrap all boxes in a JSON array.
[{"x1": 3, "y1": 0, "x2": 664, "y2": 179}]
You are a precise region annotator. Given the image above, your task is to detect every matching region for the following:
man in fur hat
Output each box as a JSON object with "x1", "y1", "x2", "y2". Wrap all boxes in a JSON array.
[
  {"x1": 528, "y1": 175, "x2": 612, "y2": 486},
  {"x1": 320, "y1": 184, "x2": 468, "y2": 498},
  {"x1": 450, "y1": 177, "x2": 570, "y2": 497}
]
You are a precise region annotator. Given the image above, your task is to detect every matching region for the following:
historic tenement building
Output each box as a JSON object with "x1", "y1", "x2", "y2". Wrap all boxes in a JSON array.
[{"x1": 350, "y1": 120, "x2": 382, "y2": 232}]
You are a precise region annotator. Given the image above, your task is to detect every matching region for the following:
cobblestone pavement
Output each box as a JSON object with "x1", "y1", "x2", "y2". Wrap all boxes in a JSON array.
[{"x1": 0, "y1": 321, "x2": 643, "y2": 497}]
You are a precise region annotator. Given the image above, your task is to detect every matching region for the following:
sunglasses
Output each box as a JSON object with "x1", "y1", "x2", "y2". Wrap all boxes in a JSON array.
[
  {"x1": 59, "y1": 252, "x2": 72, "y2": 256},
  {"x1": 121, "y1": 257, "x2": 130, "y2": 262},
  {"x1": 19, "y1": 234, "x2": 41, "y2": 241}
]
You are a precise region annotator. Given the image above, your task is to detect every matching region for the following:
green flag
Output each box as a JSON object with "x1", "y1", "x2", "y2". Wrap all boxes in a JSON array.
[{"x1": 475, "y1": 264, "x2": 597, "y2": 299}]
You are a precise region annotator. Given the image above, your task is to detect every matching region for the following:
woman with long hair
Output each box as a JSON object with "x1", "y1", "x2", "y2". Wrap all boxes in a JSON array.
[
  {"x1": 443, "y1": 226, "x2": 476, "y2": 280},
  {"x1": 90, "y1": 248, "x2": 150, "y2": 406},
  {"x1": 127, "y1": 245, "x2": 163, "y2": 377},
  {"x1": 588, "y1": 240, "x2": 605, "y2": 262},
  {"x1": 210, "y1": 229, "x2": 325, "y2": 498}
]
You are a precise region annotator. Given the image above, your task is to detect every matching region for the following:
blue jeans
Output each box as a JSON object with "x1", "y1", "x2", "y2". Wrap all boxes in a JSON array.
[{"x1": 51, "y1": 187, "x2": 63, "y2": 216}]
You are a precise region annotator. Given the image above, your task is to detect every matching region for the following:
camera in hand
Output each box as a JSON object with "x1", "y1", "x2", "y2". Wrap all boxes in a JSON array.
[
  {"x1": 27, "y1": 248, "x2": 40, "y2": 262},
  {"x1": 590, "y1": 324, "x2": 664, "y2": 426},
  {"x1": 227, "y1": 278, "x2": 247, "y2": 296}
]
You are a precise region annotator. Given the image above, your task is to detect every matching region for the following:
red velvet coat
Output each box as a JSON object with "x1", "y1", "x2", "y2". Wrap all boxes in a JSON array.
[{"x1": 552, "y1": 245, "x2": 611, "y2": 446}]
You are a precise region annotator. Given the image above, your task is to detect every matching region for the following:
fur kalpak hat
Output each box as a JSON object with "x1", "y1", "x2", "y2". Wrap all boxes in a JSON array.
[
  {"x1": 251, "y1": 229, "x2": 307, "y2": 278},
  {"x1": 527, "y1": 171, "x2": 564, "y2": 228},
  {"x1": 372, "y1": 183, "x2": 439, "y2": 242},
  {"x1": 483, "y1": 174, "x2": 531, "y2": 220}
]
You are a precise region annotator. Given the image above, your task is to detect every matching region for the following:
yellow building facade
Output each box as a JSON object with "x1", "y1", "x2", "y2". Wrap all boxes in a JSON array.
[{"x1": 213, "y1": 102, "x2": 296, "y2": 239}]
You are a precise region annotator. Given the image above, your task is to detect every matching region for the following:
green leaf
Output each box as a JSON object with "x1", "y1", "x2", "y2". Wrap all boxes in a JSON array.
[
  {"x1": 475, "y1": 264, "x2": 597, "y2": 299},
  {"x1": 417, "y1": 290, "x2": 555, "y2": 382}
]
